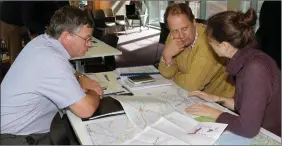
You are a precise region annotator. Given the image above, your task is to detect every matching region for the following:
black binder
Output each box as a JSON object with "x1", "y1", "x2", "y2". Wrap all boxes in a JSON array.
[{"x1": 81, "y1": 96, "x2": 125, "y2": 121}]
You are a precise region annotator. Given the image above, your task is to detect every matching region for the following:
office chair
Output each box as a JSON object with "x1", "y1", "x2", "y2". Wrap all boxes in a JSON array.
[
  {"x1": 93, "y1": 9, "x2": 117, "y2": 35},
  {"x1": 255, "y1": 1, "x2": 281, "y2": 69},
  {"x1": 154, "y1": 22, "x2": 169, "y2": 68},
  {"x1": 103, "y1": 8, "x2": 127, "y2": 35},
  {"x1": 49, "y1": 112, "x2": 79, "y2": 145},
  {"x1": 101, "y1": 34, "x2": 119, "y2": 71},
  {"x1": 125, "y1": 4, "x2": 143, "y2": 32}
]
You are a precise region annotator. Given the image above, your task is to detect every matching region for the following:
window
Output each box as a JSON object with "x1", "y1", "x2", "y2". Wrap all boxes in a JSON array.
[
  {"x1": 206, "y1": 1, "x2": 227, "y2": 19},
  {"x1": 147, "y1": 1, "x2": 169, "y2": 27},
  {"x1": 189, "y1": 1, "x2": 201, "y2": 18},
  {"x1": 240, "y1": 1, "x2": 251, "y2": 13}
]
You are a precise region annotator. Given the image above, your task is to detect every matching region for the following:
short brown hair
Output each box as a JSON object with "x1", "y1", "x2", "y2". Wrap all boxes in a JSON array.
[
  {"x1": 164, "y1": 3, "x2": 195, "y2": 27},
  {"x1": 206, "y1": 8, "x2": 257, "y2": 49},
  {"x1": 45, "y1": 6, "x2": 93, "y2": 39}
]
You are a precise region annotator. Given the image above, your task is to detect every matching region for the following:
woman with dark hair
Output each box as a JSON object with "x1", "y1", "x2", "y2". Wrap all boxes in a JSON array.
[{"x1": 185, "y1": 9, "x2": 281, "y2": 138}]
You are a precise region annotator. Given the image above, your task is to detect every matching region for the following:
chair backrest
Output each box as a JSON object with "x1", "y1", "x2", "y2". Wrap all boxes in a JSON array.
[
  {"x1": 103, "y1": 8, "x2": 114, "y2": 17},
  {"x1": 93, "y1": 9, "x2": 106, "y2": 18},
  {"x1": 93, "y1": 27, "x2": 104, "y2": 40},
  {"x1": 49, "y1": 112, "x2": 79, "y2": 145},
  {"x1": 159, "y1": 22, "x2": 169, "y2": 45},
  {"x1": 85, "y1": 8, "x2": 94, "y2": 24},
  {"x1": 125, "y1": 4, "x2": 137, "y2": 16},
  {"x1": 101, "y1": 34, "x2": 119, "y2": 48}
]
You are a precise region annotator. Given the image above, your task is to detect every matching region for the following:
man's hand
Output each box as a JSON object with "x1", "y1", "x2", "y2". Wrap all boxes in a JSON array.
[
  {"x1": 188, "y1": 90, "x2": 219, "y2": 103},
  {"x1": 79, "y1": 76, "x2": 103, "y2": 96},
  {"x1": 162, "y1": 35, "x2": 186, "y2": 62},
  {"x1": 185, "y1": 104, "x2": 222, "y2": 119}
]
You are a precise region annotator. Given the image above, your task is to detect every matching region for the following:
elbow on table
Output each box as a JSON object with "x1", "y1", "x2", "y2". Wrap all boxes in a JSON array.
[
  {"x1": 159, "y1": 71, "x2": 175, "y2": 79},
  {"x1": 230, "y1": 125, "x2": 260, "y2": 138},
  {"x1": 69, "y1": 96, "x2": 100, "y2": 118},
  {"x1": 240, "y1": 128, "x2": 260, "y2": 138},
  {"x1": 174, "y1": 79, "x2": 201, "y2": 92}
]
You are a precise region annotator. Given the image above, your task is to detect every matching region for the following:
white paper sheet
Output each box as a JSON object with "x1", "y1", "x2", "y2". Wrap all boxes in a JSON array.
[
  {"x1": 86, "y1": 72, "x2": 127, "y2": 95},
  {"x1": 113, "y1": 95, "x2": 175, "y2": 129},
  {"x1": 141, "y1": 112, "x2": 228, "y2": 145},
  {"x1": 85, "y1": 115, "x2": 141, "y2": 145},
  {"x1": 122, "y1": 126, "x2": 188, "y2": 145}
]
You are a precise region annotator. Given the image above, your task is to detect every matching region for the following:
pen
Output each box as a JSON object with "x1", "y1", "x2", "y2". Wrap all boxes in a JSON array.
[{"x1": 104, "y1": 74, "x2": 110, "y2": 81}]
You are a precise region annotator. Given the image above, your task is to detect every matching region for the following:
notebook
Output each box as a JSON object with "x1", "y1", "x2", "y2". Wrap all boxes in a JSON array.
[
  {"x1": 81, "y1": 96, "x2": 125, "y2": 121},
  {"x1": 117, "y1": 74, "x2": 173, "y2": 91},
  {"x1": 115, "y1": 65, "x2": 160, "y2": 77}
]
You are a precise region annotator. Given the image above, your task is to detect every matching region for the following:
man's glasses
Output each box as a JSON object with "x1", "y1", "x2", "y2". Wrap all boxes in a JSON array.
[{"x1": 72, "y1": 33, "x2": 94, "y2": 44}]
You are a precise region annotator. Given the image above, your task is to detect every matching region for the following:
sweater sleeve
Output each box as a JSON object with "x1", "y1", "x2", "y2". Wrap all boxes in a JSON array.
[
  {"x1": 216, "y1": 59, "x2": 271, "y2": 138},
  {"x1": 158, "y1": 34, "x2": 178, "y2": 79}
]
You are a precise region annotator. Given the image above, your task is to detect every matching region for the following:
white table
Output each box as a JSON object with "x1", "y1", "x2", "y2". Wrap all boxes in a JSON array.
[
  {"x1": 66, "y1": 72, "x2": 281, "y2": 145},
  {"x1": 70, "y1": 38, "x2": 122, "y2": 73}
]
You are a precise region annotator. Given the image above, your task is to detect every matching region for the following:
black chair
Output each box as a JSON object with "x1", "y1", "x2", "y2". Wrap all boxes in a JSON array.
[
  {"x1": 49, "y1": 112, "x2": 79, "y2": 145},
  {"x1": 255, "y1": 1, "x2": 281, "y2": 69},
  {"x1": 93, "y1": 9, "x2": 117, "y2": 35},
  {"x1": 103, "y1": 8, "x2": 127, "y2": 35},
  {"x1": 93, "y1": 27, "x2": 104, "y2": 40},
  {"x1": 125, "y1": 4, "x2": 143, "y2": 32},
  {"x1": 101, "y1": 34, "x2": 119, "y2": 71},
  {"x1": 154, "y1": 22, "x2": 170, "y2": 67}
]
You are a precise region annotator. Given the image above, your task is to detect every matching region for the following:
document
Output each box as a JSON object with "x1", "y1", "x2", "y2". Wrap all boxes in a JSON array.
[
  {"x1": 118, "y1": 74, "x2": 173, "y2": 91},
  {"x1": 122, "y1": 112, "x2": 228, "y2": 145},
  {"x1": 115, "y1": 65, "x2": 160, "y2": 77},
  {"x1": 86, "y1": 72, "x2": 127, "y2": 95},
  {"x1": 122, "y1": 126, "x2": 188, "y2": 145}
]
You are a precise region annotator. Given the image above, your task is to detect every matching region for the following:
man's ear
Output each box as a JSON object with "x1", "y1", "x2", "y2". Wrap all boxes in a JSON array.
[{"x1": 58, "y1": 31, "x2": 71, "y2": 44}]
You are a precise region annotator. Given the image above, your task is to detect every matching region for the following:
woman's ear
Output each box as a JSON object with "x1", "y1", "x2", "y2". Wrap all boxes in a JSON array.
[{"x1": 220, "y1": 41, "x2": 231, "y2": 52}]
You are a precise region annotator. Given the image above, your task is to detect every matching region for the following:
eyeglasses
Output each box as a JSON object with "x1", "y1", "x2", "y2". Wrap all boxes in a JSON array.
[{"x1": 72, "y1": 33, "x2": 94, "y2": 44}]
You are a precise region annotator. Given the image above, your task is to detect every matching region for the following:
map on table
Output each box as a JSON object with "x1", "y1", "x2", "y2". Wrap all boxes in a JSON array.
[
  {"x1": 85, "y1": 115, "x2": 141, "y2": 145},
  {"x1": 85, "y1": 86, "x2": 281, "y2": 145}
]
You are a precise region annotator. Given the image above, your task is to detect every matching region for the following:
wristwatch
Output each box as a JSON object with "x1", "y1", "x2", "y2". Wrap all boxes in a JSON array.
[{"x1": 77, "y1": 74, "x2": 85, "y2": 82}]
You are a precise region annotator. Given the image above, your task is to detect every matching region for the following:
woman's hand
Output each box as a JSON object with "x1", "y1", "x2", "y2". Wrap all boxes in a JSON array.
[
  {"x1": 185, "y1": 104, "x2": 223, "y2": 119},
  {"x1": 188, "y1": 90, "x2": 219, "y2": 102}
]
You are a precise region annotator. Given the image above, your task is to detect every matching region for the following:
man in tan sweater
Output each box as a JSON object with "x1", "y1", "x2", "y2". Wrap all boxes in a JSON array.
[{"x1": 158, "y1": 3, "x2": 235, "y2": 98}]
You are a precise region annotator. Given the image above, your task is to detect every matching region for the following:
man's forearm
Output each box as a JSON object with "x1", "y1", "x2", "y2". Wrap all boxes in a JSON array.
[
  {"x1": 85, "y1": 90, "x2": 100, "y2": 112},
  {"x1": 74, "y1": 72, "x2": 88, "y2": 83}
]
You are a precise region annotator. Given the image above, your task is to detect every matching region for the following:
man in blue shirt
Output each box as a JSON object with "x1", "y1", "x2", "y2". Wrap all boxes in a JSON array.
[{"x1": 1, "y1": 6, "x2": 102, "y2": 144}]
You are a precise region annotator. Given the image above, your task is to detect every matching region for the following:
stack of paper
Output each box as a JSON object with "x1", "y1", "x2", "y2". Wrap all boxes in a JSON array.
[
  {"x1": 118, "y1": 74, "x2": 173, "y2": 91},
  {"x1": 86, "y1": 72, "x2": 127, "y2": 95},
  {"x1": 122, "y1": 112, "x2": 228, "y2": 145},
  {"x1": 115, "y1": 65, "x2": 160, "y2": 77}
]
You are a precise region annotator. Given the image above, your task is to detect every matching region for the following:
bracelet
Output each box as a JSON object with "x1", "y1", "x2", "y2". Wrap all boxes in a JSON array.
[{"x1": 161, "y1": 56, "x2": 173, "y2": 67}]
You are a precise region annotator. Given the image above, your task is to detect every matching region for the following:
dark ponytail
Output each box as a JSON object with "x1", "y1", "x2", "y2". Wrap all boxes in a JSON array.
[{"x1": 206, "y1": 8, "x2": 257, "y2": 49}]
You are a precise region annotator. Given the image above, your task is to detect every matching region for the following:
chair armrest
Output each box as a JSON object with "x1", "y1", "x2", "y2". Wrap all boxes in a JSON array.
[
  {"x1": 116, "y1": 15, "x2": 125, "y2": 20},
  {"x1": 105, "y1": 16, "x2": 116, "y2": 22}
]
